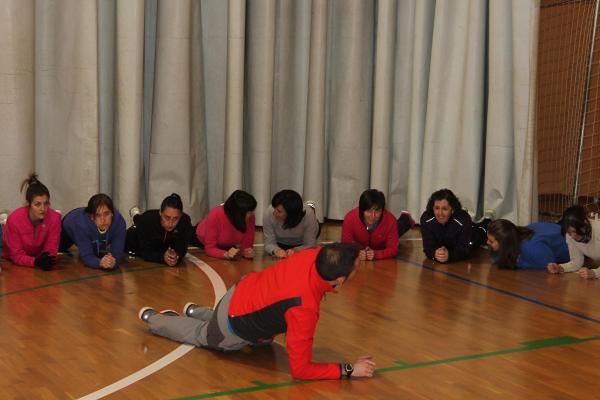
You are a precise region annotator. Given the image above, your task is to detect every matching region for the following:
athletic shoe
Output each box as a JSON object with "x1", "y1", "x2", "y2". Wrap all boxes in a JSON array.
[
  {"x1": 483, "y1": 208, "x2": 496, "y2": 220},
  {"x1": 183, "y1": 302, "x2": 199, "y2": 318},
  {"x1": 0, "y1": 212, "x2": 8, "y2": 225},
  {"x1": 400, "y1": 211, "x2": 415, "y2": 227},
  {"x1": 139, "y1": 307, "x2": 157, "y2": 322},
  {"x1": 305, "y1": 200, "x2": 317, "y2": 211},
  {"x1": 463, "y1": 208, "x2": 475, "y2": 219},
  {"x1": 476, "y1": 209, "x2": 496, "y2": 223},
  {"x1": 129, "y1": 206, "x2": 141, "y2": 219}
]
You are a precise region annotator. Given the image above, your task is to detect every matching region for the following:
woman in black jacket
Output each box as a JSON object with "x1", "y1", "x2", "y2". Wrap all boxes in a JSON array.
[
  {"x1": 420, "y1": 189, "x2": 491, "y2": 263},
  {"x1": 125, "y1": 193, "x2": 193, "y2": 266}
]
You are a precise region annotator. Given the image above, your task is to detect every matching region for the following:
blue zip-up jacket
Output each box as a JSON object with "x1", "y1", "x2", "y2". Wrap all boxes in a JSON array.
[
  {"x1": 517, "y1": 223, "x2": 569, "y2": 269},
  {"x1": 62, "y1": 207, "x2": 126, "y2": 268}
]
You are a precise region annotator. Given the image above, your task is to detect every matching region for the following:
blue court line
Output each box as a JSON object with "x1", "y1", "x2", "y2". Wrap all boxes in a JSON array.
[{"x1": 398, "y1": 257, "x2": 600, "y2": 325}]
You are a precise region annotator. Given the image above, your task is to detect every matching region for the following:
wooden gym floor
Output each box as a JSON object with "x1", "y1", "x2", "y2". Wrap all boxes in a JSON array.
[{"x1": 1, "y1": 223, "x2": 600, "y2": 399}]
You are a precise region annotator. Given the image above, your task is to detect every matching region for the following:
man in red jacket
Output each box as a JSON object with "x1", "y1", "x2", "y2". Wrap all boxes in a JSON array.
[{"x1": 139, "y1": 243, "x2": 375, "y2": 380}]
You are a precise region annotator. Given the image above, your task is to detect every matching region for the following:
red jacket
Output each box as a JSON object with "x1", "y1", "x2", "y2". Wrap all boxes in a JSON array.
[
  {"x1": 2, "y1": 206, "x2": 61, "y2": 267},
  {"x1": 341, "y1": 207, "x2": 399, "y2": 259},
  {"x1": 228, "y1": 248, "x2": 340, "y2": 380},
  {"x1": 195, "y1": 205, "x2": 255, "y2": 259}
]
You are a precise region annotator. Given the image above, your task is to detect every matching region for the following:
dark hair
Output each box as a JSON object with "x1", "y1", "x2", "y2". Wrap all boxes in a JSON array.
[
  {"x1": 358, "y1": 189, "x2": 386, "y2": 224},
  {"x1": 160, "y1": 193, "x2": 183, "y2": 212},
  {"x1": 85, "y1": 193, "x2": 114, "y2": 215},
  {"x1": 560, "y1": 205, "x2": 590, "y2": 236},
  {"x1": 425, "y1": 188, "x2": 462, "y2": 215},
  {"x1": 224, "y1": 190, "x2": 257, "y2": 233},
  {"x1": 20, "y1": 173, "x2": 50, "y2": 205},
  {"x1": 271, "y1": 190, "x2": 306, "y2": 229},
  {"x1": 487, "y1": 219, "x2": 534, "y2": 269},
  {"x1": 316, "y1": 242, "x2": 360, "y2": 280}
]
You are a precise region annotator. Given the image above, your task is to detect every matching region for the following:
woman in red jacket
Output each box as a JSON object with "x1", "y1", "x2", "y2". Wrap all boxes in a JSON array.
[
  {"x1": 341, "y1": 189, "x2": 399, "y2": 261},
  {"x1": 2, "y1": 174, "x2": 61, "y2": 270},
  {"x1": 195, "y1": 190, "x2": 257, "y2": 260}
]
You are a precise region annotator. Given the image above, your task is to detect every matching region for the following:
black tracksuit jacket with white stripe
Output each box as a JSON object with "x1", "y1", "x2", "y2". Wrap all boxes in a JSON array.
[{"x1": 420, "y1": 209, "x2": 473, "y2": 262}]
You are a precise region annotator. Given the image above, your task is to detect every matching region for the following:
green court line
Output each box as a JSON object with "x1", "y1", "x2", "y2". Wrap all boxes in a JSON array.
[
  {"x1": 0, "y1": 264, "x2": 167, "y2": 298},
  {"x1": 174, "y1": 335, "x2": 600, "y2": 400}
]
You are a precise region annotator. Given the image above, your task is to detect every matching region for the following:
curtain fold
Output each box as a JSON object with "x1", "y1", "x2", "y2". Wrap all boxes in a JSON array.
[
  {"x1": 325, "y1": 0, "x2": 375, "y2": 219},
  {"x1": 272, "y1": 0, "x2": 311, "y2": 211},
  {"x1": 303, "y1": 0, "x2": 328, "y2": 221},
  {"x1": 35, "y1": 0, "x2": 99, "y2": 212},
  {"x1": 485, "y1": 0, "x2": 539, "y2": 224},
  {"x1": 0, "y1": 0, "x2": 34, "y2": 209},
  {"x1": 370, "y1": 0, "x2": 398, "y2": 196},
  {"x1": 113, "y1": 0, "x2": 145, "y2": 212},
  {"x1": 245, "y1": 0, "x2": 276, "y2": 223},
  {"x1": 419, "y1": 0, "x2": 487, "y2": 214},
  {"x1": 391, "y1": 0, "x2": 436, "y2": 218},
  {"x1": 147, "y1": 0, "x2": 207, "y2": 222},
  {"x1": 98, "y1": 0, "x2": 115, "y2": 195},
  {"x1": 223, "y1": 0, "x2": 246, "y2": 197}
]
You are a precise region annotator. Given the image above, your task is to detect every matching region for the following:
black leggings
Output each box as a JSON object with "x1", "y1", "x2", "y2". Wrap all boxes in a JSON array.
[{"x1": 59, "y1": 229, "x2": 74, "y2": 252}]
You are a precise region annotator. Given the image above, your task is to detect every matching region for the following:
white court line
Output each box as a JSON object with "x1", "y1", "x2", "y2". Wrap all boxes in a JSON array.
[{"x1": 78, "y1": 255, "x2": 226, "y2": 400}]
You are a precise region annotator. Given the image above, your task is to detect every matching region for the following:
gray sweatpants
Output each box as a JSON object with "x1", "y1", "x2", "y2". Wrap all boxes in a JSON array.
[{"x1": 148, "y1": 285, "x2": 250, "y2": 351}]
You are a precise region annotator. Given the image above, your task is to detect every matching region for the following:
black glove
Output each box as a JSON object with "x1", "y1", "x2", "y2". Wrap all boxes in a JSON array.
[{"x1": 34, "y1": 252, "x2": 55, "y2": 271}]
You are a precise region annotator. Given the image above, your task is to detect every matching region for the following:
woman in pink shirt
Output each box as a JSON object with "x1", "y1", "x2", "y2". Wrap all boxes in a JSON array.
[
  {"x1": 2, "y1": 174, "x2": 61, "y2": 270},
  {"x1": 195, "y1": 190, "x2": 257, "y2": 260},
  {"x1": 341, "y1": 189, "x2": 399, "y2": 261}
]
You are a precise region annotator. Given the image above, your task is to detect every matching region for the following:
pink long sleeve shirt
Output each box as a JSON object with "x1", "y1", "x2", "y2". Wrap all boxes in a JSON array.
[
  {"x1": 1, "y1": 206, "x2": 61, "y2": 267},
  {"x1": 341, "y1": 207, "x2": 399, "y2": 260},
  {"x1": 195, "y1": 205, "x2": 255, "y2": 259}
]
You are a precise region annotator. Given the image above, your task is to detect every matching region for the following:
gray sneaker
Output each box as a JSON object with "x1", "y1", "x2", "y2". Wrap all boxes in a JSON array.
[
  {"x1": 139, "y1": 307, "x2": 157, "y2": 322},
  {"x1": 183, "y1": 302, "x2": 200, "y2": 318}
]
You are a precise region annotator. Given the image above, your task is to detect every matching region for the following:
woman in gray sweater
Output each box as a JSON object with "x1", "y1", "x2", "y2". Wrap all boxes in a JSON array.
[{"x1": 263, "y1": 190, "x2": 320, "y2": 258}]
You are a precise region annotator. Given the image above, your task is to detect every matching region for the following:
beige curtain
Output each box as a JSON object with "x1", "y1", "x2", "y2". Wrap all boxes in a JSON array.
[{"x1": 0, "y1": 0, "x2": 539, "y2": 226}]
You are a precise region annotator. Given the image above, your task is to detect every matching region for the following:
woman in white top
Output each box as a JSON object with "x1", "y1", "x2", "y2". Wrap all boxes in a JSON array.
[
  {"x1": 263, "y1": 190, "x2": 319, "y2": 258},
  {"x1": 547, "y1": 205, "x2": 600, "y2": 279}
]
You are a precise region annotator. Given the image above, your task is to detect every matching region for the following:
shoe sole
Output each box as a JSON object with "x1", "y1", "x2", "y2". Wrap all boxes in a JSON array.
[{"x1": 138, "y1": 306, "x2": 154, "y2": 321}]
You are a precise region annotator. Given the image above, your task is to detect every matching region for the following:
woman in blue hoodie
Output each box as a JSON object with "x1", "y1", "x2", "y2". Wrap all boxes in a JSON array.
[
  {"x1": 486, "y1": 219, "x2": 569, "y2": 269},
  {"x1": 59, "y1": 193, "x2": 126, "y2": 269}
]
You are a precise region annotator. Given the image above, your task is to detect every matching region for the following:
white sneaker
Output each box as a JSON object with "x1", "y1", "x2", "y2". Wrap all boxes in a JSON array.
[
  {"x1": 129, "y1": 206, "x2": 141, "y2": 219},
  {"x1": 484, "y1": 208, "x2": 496, "y2": 220},
  {"x1": 0, "y1": 212, "x2": 8, "y2": 225},
  {"x1": 476, "y1": 209, "x2": 496, "y2": 223},
  {"x1": 305, "y1": 200, "x2": 317, "y2": 211}
]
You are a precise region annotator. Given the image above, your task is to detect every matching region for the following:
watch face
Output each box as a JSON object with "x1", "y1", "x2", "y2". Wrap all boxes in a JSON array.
[{"x1": 345, "y1": 364, "x2": 353, "y2": 373}]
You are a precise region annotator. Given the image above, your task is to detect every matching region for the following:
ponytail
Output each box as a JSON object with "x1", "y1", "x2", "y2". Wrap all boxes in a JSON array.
[{"x1": 20, "y1": 173, "x2": 50, "y2": 204}]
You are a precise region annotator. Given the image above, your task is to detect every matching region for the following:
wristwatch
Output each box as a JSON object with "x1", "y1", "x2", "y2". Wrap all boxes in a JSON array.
[{"x1": 343, "y1": 363, "x2": 353, "y2": 378}]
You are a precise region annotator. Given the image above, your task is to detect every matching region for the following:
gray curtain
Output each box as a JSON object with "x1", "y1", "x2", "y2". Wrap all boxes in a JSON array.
[{"x1": 0, "y1": 0, "x2": 538, "y2": 225}]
